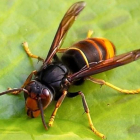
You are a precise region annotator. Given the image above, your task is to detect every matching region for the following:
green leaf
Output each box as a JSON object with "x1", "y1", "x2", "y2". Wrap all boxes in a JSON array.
[{"x1": 0, "y1": 0, "x2": 140, "y2": 140}]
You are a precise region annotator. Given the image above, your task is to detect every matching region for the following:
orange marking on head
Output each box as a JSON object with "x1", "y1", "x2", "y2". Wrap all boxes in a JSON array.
[{"x1": 25, "y1": 97, "x2": 41, "y2": 118}]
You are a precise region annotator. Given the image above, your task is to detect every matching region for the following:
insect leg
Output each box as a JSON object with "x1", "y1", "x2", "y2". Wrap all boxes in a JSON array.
[
  {"x1": 67, "y1": 91, "x2": 105, "y2": 139},
  {"x1": 48, "y1": 90, "x2": 67, "y2": 126},
  {"x1": 87, "y1": 30, "x2": 93, "y2": 38},
  {"x1": 22, "y1": 42, "x2": 44, "y2": 62},
  {"x1": 87, "y1": 76, "x2": 140, "y2": 94},
  {"x1": 8, "y1": 70, "x2": 37, "y2": 94}
]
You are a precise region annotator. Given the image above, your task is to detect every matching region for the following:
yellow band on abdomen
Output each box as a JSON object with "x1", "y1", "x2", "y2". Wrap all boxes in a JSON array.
[
  {"x1": 68, "y1": 47, "x2": 89, "y2": 68},
  {"x1": 99, "y1": 37, "x2": 115, "y2": 59}
]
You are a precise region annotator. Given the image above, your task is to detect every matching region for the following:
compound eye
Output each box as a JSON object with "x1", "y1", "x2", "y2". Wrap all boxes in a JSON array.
[{"x1": 41, "y1": 89, "x2": 50, "y2": 99}]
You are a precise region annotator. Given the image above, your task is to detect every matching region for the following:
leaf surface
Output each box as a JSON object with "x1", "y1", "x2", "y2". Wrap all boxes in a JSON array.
[{"x1": 0, "y1": 0, "x2": 140, "y2": 140}]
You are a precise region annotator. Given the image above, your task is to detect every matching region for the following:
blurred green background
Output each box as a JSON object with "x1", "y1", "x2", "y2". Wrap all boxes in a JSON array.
[{"x1": 0, "y1": 0, "x2": 140, "y2": 140}]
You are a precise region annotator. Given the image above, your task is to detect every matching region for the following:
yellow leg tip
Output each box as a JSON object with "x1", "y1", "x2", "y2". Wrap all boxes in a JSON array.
[
  {"x1": 22, "y1": 42, "x2": 28, "y2": 47},
  {"x1": 91, "y1": 127, "x2": 105, "y2": 139},
  {"x1": 100, "y1": 134, "x2": 106, "y2": 139},
  {"x1": 22, "y1": 41, "x2": 44, "y2": 62},
  {"x1": 48, "y1": 117, "x2": 54, "y2": 127},
  {"x1": 87, "y1": 30, "x2": 94, "y2": 38},
  {"x1": 48, "y1": 121, "x2": 53, "y2": 127}
]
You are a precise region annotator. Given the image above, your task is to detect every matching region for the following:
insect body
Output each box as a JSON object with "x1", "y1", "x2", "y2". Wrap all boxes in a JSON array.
[
  {"x1": 24, "y1": 63, "x2": 68, "y2": 118},
  {"x1": 62, "y1": 37, "x2": 116, "y2": 73},
  {"x1": 1, "y1": 1, "x2": 140, "y2": 139}
]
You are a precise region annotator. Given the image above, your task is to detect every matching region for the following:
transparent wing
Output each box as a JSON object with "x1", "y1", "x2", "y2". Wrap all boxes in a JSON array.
[
  {"x1": 68, "y1": 49, "x2": 140, "y2": 82},
  {"x1": 44, "y1": 1, "x2": 86, "y2": 65}
]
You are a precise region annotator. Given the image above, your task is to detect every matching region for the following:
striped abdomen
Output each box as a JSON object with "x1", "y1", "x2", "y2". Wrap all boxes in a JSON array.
[{"x1": 61, "y1": 38, "x2": 116, "y2": 73}]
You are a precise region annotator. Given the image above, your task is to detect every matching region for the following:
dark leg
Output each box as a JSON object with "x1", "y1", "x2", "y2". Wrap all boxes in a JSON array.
[
  {"x1": 67, "y1": 91, "x2": 105, "y2": 139},
  {"x1": 48, "y1": 90, "x2": 67, "y2": 126}
]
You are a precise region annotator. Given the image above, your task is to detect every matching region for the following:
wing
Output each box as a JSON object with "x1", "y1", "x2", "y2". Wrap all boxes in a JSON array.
[
  {"x1": 68, "y1": 49, "x2": 140, "y2": 82},
  {"x1": 44, "y1": 1, "x2": 86, "y2": 65}
]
